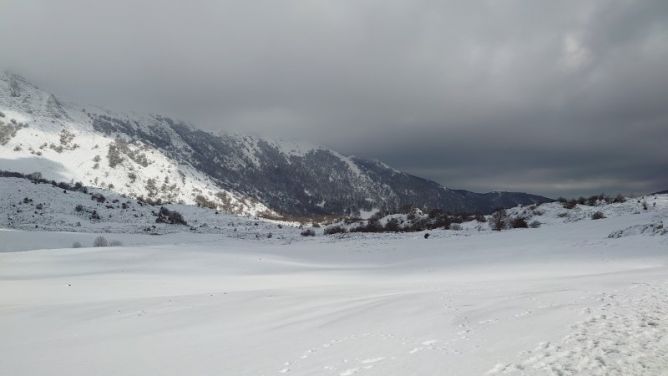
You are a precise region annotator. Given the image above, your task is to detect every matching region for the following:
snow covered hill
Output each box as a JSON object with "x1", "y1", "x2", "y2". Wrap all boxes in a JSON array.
[
  {"x1": 0, "y1": 71, "x2": 549, "y2": 218},
  {"x1": 0, "y1": 176, "x2": 306, "y2": 243}
]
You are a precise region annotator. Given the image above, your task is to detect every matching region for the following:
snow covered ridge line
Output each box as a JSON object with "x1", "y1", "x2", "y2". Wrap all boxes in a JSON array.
[{"x1": 1, "y1": 71, "x2": 551, "y2": 217}]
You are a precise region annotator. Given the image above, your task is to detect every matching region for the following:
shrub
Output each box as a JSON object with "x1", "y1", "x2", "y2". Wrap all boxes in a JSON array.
[
  {"x1": 431, "y1": 215, "x2": 452, "y2": 229},
  {"x1": 91, "y1": 193, "x2": 106, "y2": 203},
  {"x1": 93, "y1": 236, "x2": 108, "y2": 247},
  {"x1": 474, "y1": 213, "x2": 486, "y2": 223},
  {"x1": 107, "y1": 143, "x2": 124, "y2": 167},
  {"x1": 428, "y1": 209, "x2": 444, "y2": 219},
  {"x1": 195, "y1": 195, "x2": 217, "y2": 209},
  {"x1": 156, "y1": 207, "x2": 188, "y2": 225},
  {"x1": 351, "y1": 220, "x2": 384, "y2": 233},
  {"x1": 384, "y1": 218, "x2": 401, "y2": 232},
  {"x1": 510, "y1": 217, "x2": 529, "y2": 228},
  {"x1": 529, "y1": 220, "x2": 541, "y2": 228},
  {"x1": 324, "y1": 225, "x2": 347, "y2": 235},
  {"x1": 72, "y1": 241, "x2": 82, "y2": 248},
  {"x1": 109, "y1": 240, "x2": 123, "y2": 246},
  {"x1": 490, "y1": 209, "x2": 508, "y2": 231},
  {"x1": 562, "y1": 200, "x2": 577, "y2": 209},
  {"x1": 450, "y1": 223, "x2": 462, "y2": 231},
  {"x1": 587, "y1": 194, "x2": 606, "y2": 206},
  {"x1": 145, "y1": 178, "x2": 159, "y2": 198},
  {"x1": 424, "y1": 233, "x2": 430, "y2": 239},
  {"x1": 591, "y1": 211, "x2": 606, "y2": 220},
  {"x1": 300, "y1": 229, "x2": 316, "y2": 237},
  {"x1": 612, "y1": 194, "x2": 626, "y2": 203}
]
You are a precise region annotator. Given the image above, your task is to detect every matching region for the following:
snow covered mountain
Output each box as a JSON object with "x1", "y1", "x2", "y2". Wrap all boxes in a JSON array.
[{"x1": 0, "y1": 72, "x2": 550, "y2": 217}]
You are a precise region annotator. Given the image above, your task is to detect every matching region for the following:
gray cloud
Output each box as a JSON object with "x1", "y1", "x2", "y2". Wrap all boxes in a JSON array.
[{"x1": 1, "y1": 0, "x2": 667, "y2": 197}]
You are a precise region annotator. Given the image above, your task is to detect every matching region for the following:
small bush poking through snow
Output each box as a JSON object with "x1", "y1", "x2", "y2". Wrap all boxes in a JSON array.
[
  {"x1": 562, "y1": 200, "x2": 577, "y2": 209},
  {"x1": 72, "y1": 242, "x2": 82, "y2": 248},
  {"x1": 490, "y1": 209, "x2": 508, "y2": 231},
  {"x1": 511, "y1": 217, "x2": 529, "y2": 228},
  {"x1": 324, "y1": 225, "x2": 347, "y2": 235},
  {"x1": 93, "y1": 236, "x2": 108, "y2": 247},
  {"x1": 384, "y1": 218, "x2": 401, "y2": 232},
  {"x1": 156, "y1": 207, "x2": 188, "y2": 225},
  {"x1": 91, "y1": 193, "x2": 106, "y2": 203},
  {"x1": 529, "y1": 220, "x2": 541, "y2": 228},
  {"x1": 591, "y1": 211, "x2": 606, "y2": 220},
  {"x1": 300, "y1": 229, "x2": 316, "y2": 237},
  {"x1": 356, "y1": 221, "x2": 386, "y2": 233}
]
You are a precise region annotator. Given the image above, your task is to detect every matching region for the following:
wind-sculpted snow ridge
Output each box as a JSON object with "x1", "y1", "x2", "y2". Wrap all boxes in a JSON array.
[{"x1": 0, "y1": 71, "x2": 550, "y2": 218}]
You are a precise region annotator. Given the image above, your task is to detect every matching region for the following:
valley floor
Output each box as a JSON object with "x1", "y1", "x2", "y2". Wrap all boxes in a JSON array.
[{"x1": 1, "y1": 210, "x2": 667, "y2": 375}]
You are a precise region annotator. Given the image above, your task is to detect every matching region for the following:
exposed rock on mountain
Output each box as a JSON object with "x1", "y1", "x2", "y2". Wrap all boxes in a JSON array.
[{"x1": 0, "y1": 71, "x2": 550, "y2": 217}]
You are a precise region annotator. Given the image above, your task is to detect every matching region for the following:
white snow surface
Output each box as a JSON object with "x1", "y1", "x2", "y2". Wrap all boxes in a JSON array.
[{"x1": 1, "y1": 194, "x2": 668, "y2": 375}]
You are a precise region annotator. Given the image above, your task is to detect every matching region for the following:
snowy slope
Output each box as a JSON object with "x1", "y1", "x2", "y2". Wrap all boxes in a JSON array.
[
  {"x1": 320, "y1": 193, "x2": 667, "y2": 238},
  {"x1": 0, "y1": 71, "x2": 549, "y2": 218},
  {"x1": 0, "y1": 72, "x2": 272, "y2": 216},
  {"x1": 1, "y1": 197, "x2": 667, "y2": 375},
  {"x1": 0, "y1": 176, "x2": 303, "y2": 242}
]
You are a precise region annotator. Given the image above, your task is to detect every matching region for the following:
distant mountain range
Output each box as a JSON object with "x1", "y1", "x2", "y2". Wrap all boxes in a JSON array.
[{"x1": 0, "y1": 71, "x2": 551, "y2": 217}]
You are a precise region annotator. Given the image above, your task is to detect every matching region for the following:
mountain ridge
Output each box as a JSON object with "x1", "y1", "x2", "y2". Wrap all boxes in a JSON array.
[{"x1": 0, "y1": 71, "x2": 551, "y2": 217}]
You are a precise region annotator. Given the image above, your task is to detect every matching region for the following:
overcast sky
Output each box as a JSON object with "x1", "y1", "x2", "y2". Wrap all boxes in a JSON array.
[{"x1": 1, "y1": 0, "x2": 667, "y2": 197}]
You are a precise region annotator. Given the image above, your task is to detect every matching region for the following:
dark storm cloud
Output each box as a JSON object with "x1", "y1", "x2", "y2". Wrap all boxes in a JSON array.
[{"x1": 1, "y1": 0, "x2": 667, "y2": 197}]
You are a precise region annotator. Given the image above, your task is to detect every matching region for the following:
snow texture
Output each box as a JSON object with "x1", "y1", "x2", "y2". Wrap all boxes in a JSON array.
[{"x1": 1, "y1": 189, "x2": 667, "y2": 375}]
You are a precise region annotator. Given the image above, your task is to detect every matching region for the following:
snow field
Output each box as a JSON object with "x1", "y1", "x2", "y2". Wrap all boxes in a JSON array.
[{"x1": 1, "y1": 203, "x2": 667, "y2": 375}]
